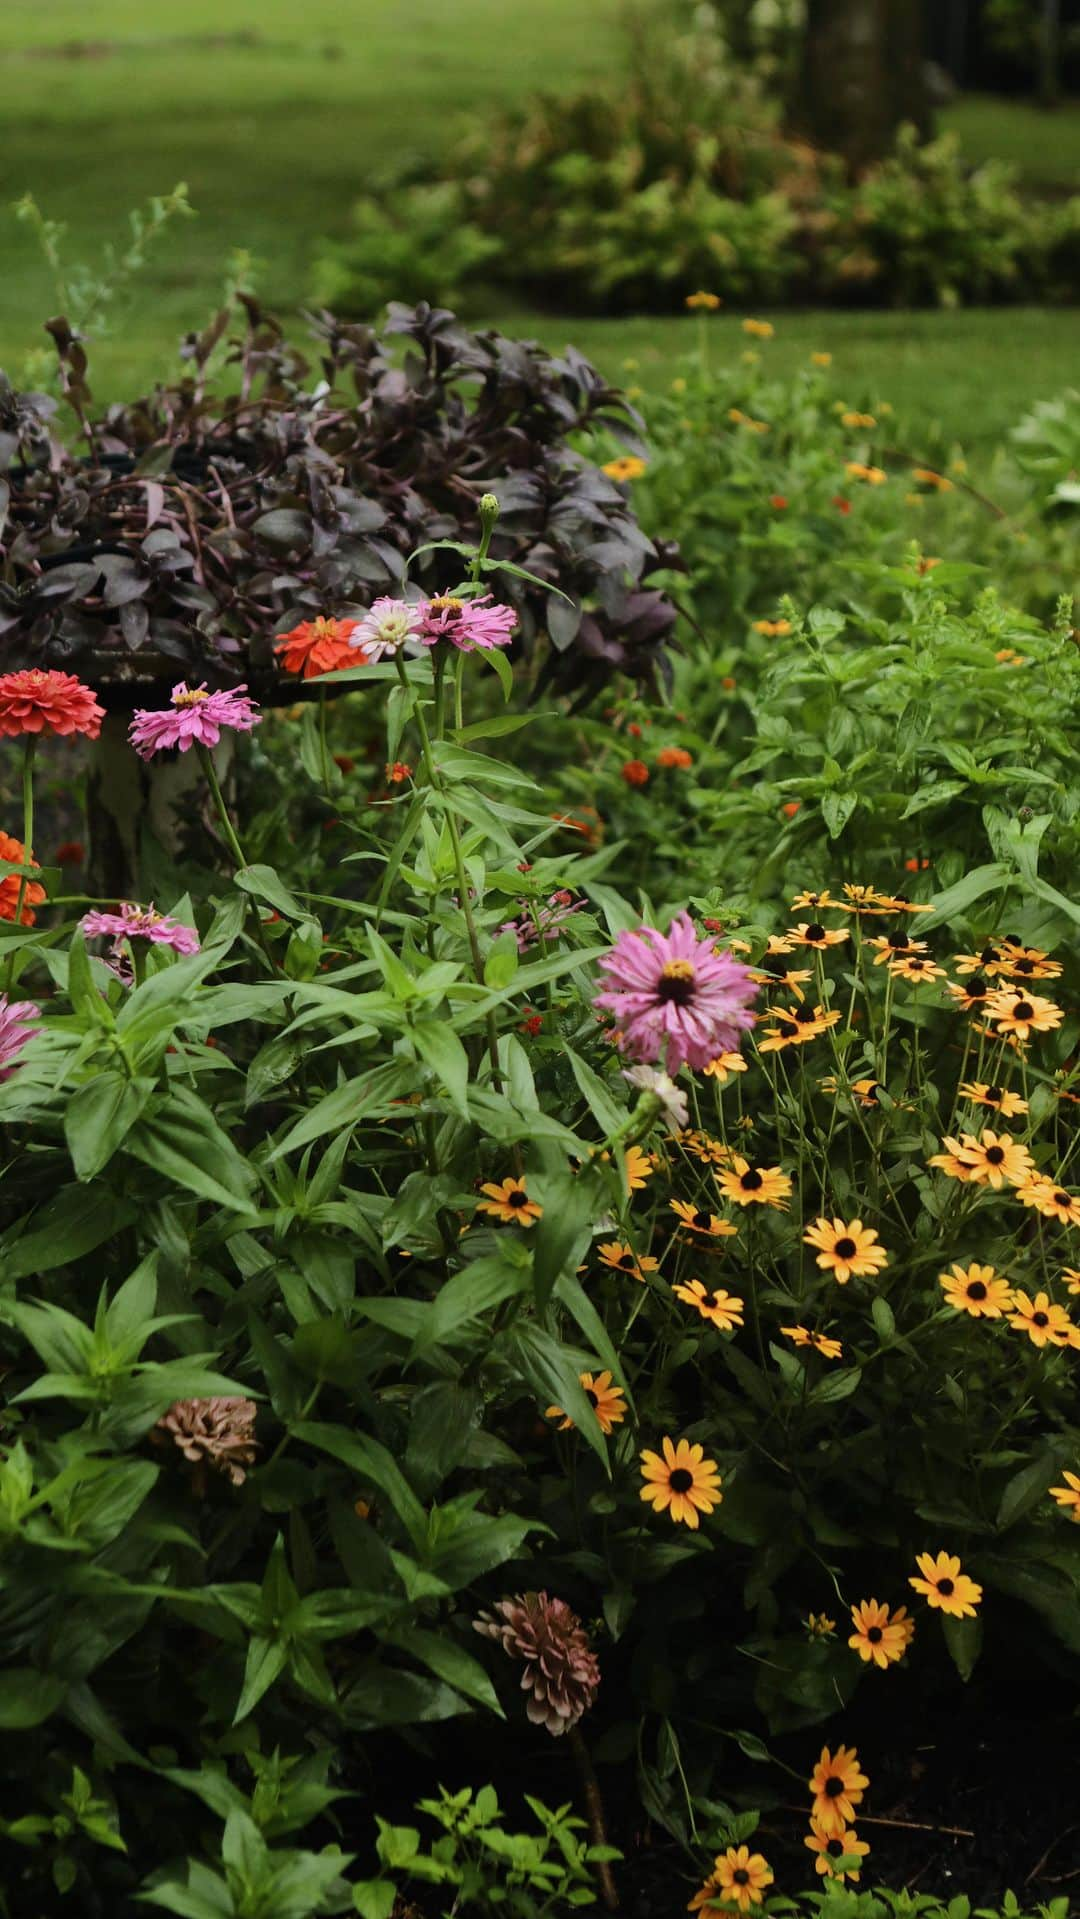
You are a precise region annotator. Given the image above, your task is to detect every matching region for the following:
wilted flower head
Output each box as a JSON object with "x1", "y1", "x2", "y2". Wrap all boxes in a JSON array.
[
  {"x1": 0, "y1": 995, "x2": 41, "y2": 1081},
  {"x1": 622, "y1": 1063, "x2": 689, "y2": 1133},
  {"x1": 349, "y1": 597, "x2": 425, "y2": 662},
  {"x1": 594, "y1": 913, "x2": 758, "y2": 1073},
  {"x1": 128, "y1": 683, "x2": 261, "y2": 759},
  {"x1": 0, "y1": 668, "x2": 104, "y2": 740},
  {"x1": 474, "y1": 1590, "x2": 599, "y2": 1736},
  {"x1": 81, "y1": 901, "x2": 200, "y2": 958},
  {"x1": 155, "y1": 1397, "x2": 258, "y2": 1487},
  {"x1": 419, "y1": 593, "x2": 517, "y2": 653}
]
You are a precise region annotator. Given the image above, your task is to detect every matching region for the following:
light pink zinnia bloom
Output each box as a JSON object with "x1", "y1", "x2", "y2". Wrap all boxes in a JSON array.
[
  {"x1": 594, "y1": 911, "x2": 758, "y2": 1073},
  {"x1": 474, "y1": 1591, "x2": 599, "y2": 1736},
  {"x1": 81, "y1": 902, "x2": 200, "y2": 956},
  {"x1": 128, "y1": 683, "x2": 262, "y2": 759},
  {"x1": 0, "y1": 995, "x2": 41, "y2": 1081},
  {"x1": 348, "y1": 597, "x2": 425, "y2": 662},
  {"x1": 419, "y1": 593, "x2": 517, "y2": 653}
]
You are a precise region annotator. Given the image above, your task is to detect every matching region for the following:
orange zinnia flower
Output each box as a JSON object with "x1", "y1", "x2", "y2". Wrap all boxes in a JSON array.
[
  {"x1": 274, "y1": 615, "x2": 359, "y2": 679},
  {"x1": 0, "y1": 831, "x2": 47, "y2": 926},
  {"x1": 0, "y1": 668, "x2": 104, "y2": 740},
  {"x1": 657, "y1": 746, "x2": 693, "y2": 769}
]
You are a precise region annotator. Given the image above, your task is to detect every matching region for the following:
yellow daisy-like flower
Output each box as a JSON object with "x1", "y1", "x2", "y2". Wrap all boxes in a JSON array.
[
  {"x1": 985, "y1": 990, "x2": 1064, "y2": 1041},
  {"x1": 1049, "y1": 1469, "x2": 1080, "y2": 1520},
  {"x1": 803, "y1": 1217, "x2": 887, "y2": 1284},
  {"x1": 810, "y1": 351, "x2": 832, "y2": 367},
  {"x1": 842, "y1": 410, "x2": 876, "y2": 429},
  {"x1": 845, "y1": 461, "x2": 887, "y2": 485},
  {"x1": 686, "y1": 289, "x2": 722, "y2": 311},
  {"x1": 787, "y1": 920, "x2": 849, "y2": 949},
  {"x1": 753, "y1": 618, "x2": 793, "y2": 637},
  {"x1": 477, "y1": 1178, "x2": 542, "y2": 1225},
  {"x1": 791, "y1": 888, "x2": 843, "y2": 912},
  {"x1": 754, "y1": 958, "x2": 815, "y2": 1000},
  {"x1": 927, "y1": 1130, "x2": 1034, "y2": 1190},
  {"x1": 704, "y1": 1051, "x2": 751, "y2": 1085},
  {"x1": 909, "y1": 1551, "x2": 982, "y2": 1618},
  {"x1": 742, "y1": 318, "x2": 775, "y2": 339},
  {"x1": 1015, "y1": 1180, "x2": 1080, "y2": 1228},
  {"x1": 867, "y1": 933, "x2": 929, "y2": 965},
  {"x1": 717, "y1": 1159, "x2": 792, "y2": 1209},
  {"x1": 911, "y1": 466, "x2": 953, "y2": 491},
  {"x1": 838, "y1": 883, "x2": 889, "y2": 914},
  {"x1": 806, "y1": 1612, "x2": 836, "y2": 1637},
  {"x1": 808, "y1": 1744, "x2": 869, "y2": 1835},
  {"x1": 624, "y1": 1144, "x2": 655, "y2": 1190},
  {"x1": 602, "y1": 455, "x2": 647, "y2": 483},
  {"x1": 847, "y1": 1599, "x2": 913, "y2": 1668},
  {"x1": 958, "y1": 1081, "x2": 1028, "y2": 1117},
  {"x1": 805, "y1": 1819, "x2": 871, "y2": 1882},
  {"x1": 680, "y1": 1130, "x2": 735, "y2": 1169},
  {"x1": 877, "y1": 891, "x2": 934, "y2": 915},
  {"x1": 945, "y1": 976, "x2": 994, "y2": 1015},
  {"x1": 700, "y1": 1846, "x2": 774, "y2": 1912},
  {"x1": 640, "y1": 1436, "x2": 723, "y2": 1529},
  {"x1": 887, "y1": 953, "x2": 946, "y2": 984},
  {"x1": 1061, "y1": 1268, "x2": 1080, "y2": 1296},
  {"x1": 1007, "y1": 1289, "x2": 1078, "y2": 1349},
  {"x1": 597, "y1": 1240, "x2": 659, "y2": 1282},
  {"x1": 953, "y1": 945, "x2": 1012, "y2": 978},
  {"x1": 757, "y1": 1003, "x2": 842, "y2": 1051},
  {"x1": 997, "y1": 948, "x2": 1062, "y2": 982},
  {"x1": 546, "y1": 1370, "x2": 627, "y2": 1436},
  {"x1": 672, "y1": 1279, "x2": 745, "y2": 1331},
  {"x1": 670, "y1": 1198, "x2": 737, "y2": 1239},
  {"x1": 938, "y1": 1262, "x2": 1013, "y2": 1318},
  {"x1": 781, "y1": 1325, "x2": 843, "y2": 1360},
  {"x1": 820, "y1": 1075, "x2": 882, "y2": 1107}
]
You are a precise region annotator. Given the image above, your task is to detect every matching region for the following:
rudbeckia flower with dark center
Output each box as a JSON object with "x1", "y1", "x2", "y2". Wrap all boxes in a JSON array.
[
  {"x1": 476, "y1": 1178, "x2": 542, "y2": 1225},
  {"x1": 803, "y1": 1217, "x2": 888, "y2": 1283},
  {"x1": 639, "y1": 1437, "x2": 722, "y2": 1527},
  {"x1": 670, "y1": 1199, "x2": 737, "y2": 1239},
  {"x1": 717, "y1": 1159, "x2": 792, "y2": 1209},
  {"x1": 672, "y1": 1279, "x2": 745, "y2": 1331},
  {"x1": 808, "y1": 1745, "x2": 869, "y2": 1833},
  {"x1": 938, "y1": 1262, "x2": 1013, "y2": 1318},
  {"x1": 909, "y1": 1551, "x2": 982, "y2": 1617}
]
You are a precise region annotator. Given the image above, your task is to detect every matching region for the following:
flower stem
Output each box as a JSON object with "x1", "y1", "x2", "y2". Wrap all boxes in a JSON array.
[
  {"x1": 5, "y1": 735, "x2": 37, "y2": 990},
  {"x1": 568, "y1": 1726, "x2": 619, "y2": 1912},
  {"x1": 196, "y1": 744, "x2": 277, "y2": 972}
]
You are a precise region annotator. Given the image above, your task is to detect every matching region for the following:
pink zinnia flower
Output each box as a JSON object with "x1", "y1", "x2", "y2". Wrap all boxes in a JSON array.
[
  {"x1": 348, "y1": 598, "x2": 425, "y2": 663},
  {"x1": 0, "y1": 995, "x2": 41, "y2": 1081},
  {"x1": 594, "y1": 912, "x2": 758, "y2": 1073},
  {"x1": 419, "y1": 593, "x2": 517, "y2": 653},
  {"x1": 128, "y1": 683, "x2": 261, "y2": 759},
  {"x1": 81, "y1": 901, "x2": 200, "y2": 957}
]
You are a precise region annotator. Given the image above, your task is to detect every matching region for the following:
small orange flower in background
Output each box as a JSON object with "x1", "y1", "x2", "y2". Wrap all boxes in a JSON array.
[
  {"x1": 640, "y1": 1436, "x2": 722, "y2": 1528},
  {"x1": 385, "y1": 760, "x2": 413, "y2": 784},
  {"x1": 803, "y1": 1217, "x2": 887, "y2": 1284},
  {"x1": 743, "y1": 318, "x2": 775, "y2": 339},
  {"x1": 1007, "y1": 1289, "x2": 1078, "y2": 1350},
  {"x1": 597, "y1": 1240, "x2": 659, "y2": 1281},
  {"x1": 841, "y1": 410, "x2": 876, "y2": 429},
  {"x1": 811, "y1": 351, "x2": 832, "y2": 367},
  {"x1": 657, "y1": 745, "x2": 693, "y2": 769},
  {"x1": 754, "y1": 618, "x2": 792, "y2": 637},
  {"x1": 769, "y1": 493, "x2": 789, "y2": 510},
  {"x1": 603, "y1": 455, "x2": 647, "y2": 483},
  {"x1": 805, "y1": 1819, "x2": 870, "y2": 1883},
  {"x1": 621, "y1": 759, "x2": 650, "y2": 786},
  {"x1": 0, "y1": 668, "x2": 104, "y2": 739},
  {"x1": 1049, "y1": 1470, "x2": 1080, "y2": 1521},
  {"x1": 911, "y1": 466, "x2": 953, "y2": 492},
  {"x1": 721, "y1": 675, "x2": 737, "y2": 690},
  {"x1": 476, "y1": 1177, "x2": 542, "y2": 1226},
  {"x1": 781, "y1": 801, "x2": 801, "y2": 819},
  {"x1": 274, "y1": 615, "x2": 359, "y2": 679},
  {"x1": 672, "y1": 1279, "x2": 745, "y2": 1331},
  {"x1": 848, "y1": 1598, "x2": 913, "y2": 1668},
  {"x1": 781, "y1": 1324, "x2": 843, "y2": 1360},
  {"x1": 551, "y1": 806, "x2": 603, "y2": 844},
  {"x1": 845, "y1": 461, "x2": 887, "y2": 486},
  {"x1": 909, "y1": 1550, "x2": 982, "y2": 1617},
  {"x1": 718, "y1": 1159, "x2": 792, "y2": 1210},
  {"x1": 686, "y1": 289, "x2": 722, "y2": 311},
  {"x1": 939, "y1": 1262, "x2": 1013, "y2": 1318},
  {"x1": 546, "y1": 1370, "x2": 627, "y2": 1436},
  {"x1": 832, "y1": 494, "x2": 852, "y2": 513},
  {"x1": 0, "y1": 830, "x2": 47, "y2": 926},
  {"x1": 809, "y1": 1745, "x2": 869, "y2": 1834}
]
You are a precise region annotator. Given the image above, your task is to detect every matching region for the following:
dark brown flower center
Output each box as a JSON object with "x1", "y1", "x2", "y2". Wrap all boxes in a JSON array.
[
  {"x1": 967, "y1": 1281, "x2": 987, "y2": 1300},
  {"x1": 826, "y1": 1839, "x2": 844, "y2": 1858},
  {"x1": 795, "y1": 1005, "x2": 819, "y2": 1024},
  {"x1": 507, "y1": 1189, "x2": 527, "y2": 1207},
  {"x1": 979, "y1": 944, "x2": 999, "y2": 965},
  {"x1": 1033, "y1": 1312, "x2": 1049, "y2": 1327},
  {"x1": 1013, "y1": 1001, "x2": 1034, "y2": 1020},
  {"x1": 867, "y1": 1625, "x2": 883, "y2": 1642},
  {"x1": 733, "y1": 1870, "x2": 750, "y2": 1885},
  {"x1": 966, "y1": 975, "x2": 988, "y2": 998},
  {"x1": 657, "y1": 965, "x2": 696, "y2": 1005},
  {"x1": 824, "y1": 1776, "x2": 845, "y2": 1797},
  {"x1": 693, "y1": 1211, "x2": 711, "y2": 1229},
  {"x1": 937, "y1": 1577, "x2": 955, "y2": 1595},
  {"x1": 806, "y1": 922, "x2": 826, "y2": 942},
  {"x1": 985, "y1": 1086, "x2": 1003, "y2": 1102},
  {"x1": 585, "y1": 1389, "x2": 599, "y2": 1406},
  {"x1": 985, "y1": 1146, "x2": 1005, "y2": 1165},
  {"x1": 669, "y1": 1468, "x2": 694, "y2": 1492},
  {"x1": 1055, "y1": 1192, "x2": 1071, "y2": 1208},
  {"x1": 618, "y1": 1252, "x2": 637, "y2": 1269},
  {"x1": 1013, "y1": 958, "x2": 1035, "y2": 975},
  {"x1": 741, "y1": 1169, "x2": 763, "y2": 1190},
  {"x1": 888, "y1": 932, "x2": 910, "y2": 949},
  {"x1": 834, "y1": 1237, "x2": 857, "y2": 1259}
]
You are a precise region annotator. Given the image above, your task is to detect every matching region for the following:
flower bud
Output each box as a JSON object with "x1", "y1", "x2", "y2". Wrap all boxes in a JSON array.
[{"x1": 479, "y1": 492, "x2": 500, "y2": 523}]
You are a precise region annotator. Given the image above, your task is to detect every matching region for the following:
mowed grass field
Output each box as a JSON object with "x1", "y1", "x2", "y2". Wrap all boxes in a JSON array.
[{"x1": 1, "y1": 0, "x2": 1078, "y2": 454}]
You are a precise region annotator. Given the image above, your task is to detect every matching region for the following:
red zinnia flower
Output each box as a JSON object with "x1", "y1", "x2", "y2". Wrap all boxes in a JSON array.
[
  {"x1": 832, "y1": 495, "x2": 852, "y2": 515},
  {"x1": 621, "y1": 759, "x2": 650, "y2": 786},
  {"x1": 274, "y1": 616, "x2": 359, "y2": 680},
  {"x1": 0, "y1": 831, "x2": 47, "y2": 926},
  {"x1": 0, "y1": 669, "x2": 104, "y2": 740},
  {"x1": 54, "y1": 840, "x2": 85, "y2": 866},
  {"x1": 386, "y1": 761, "x2": 412, "y2": 784},
  {"x1": 657, "y1": 746, "x2": 693, "y2": 769},
  {"x1": 769, "y1": 494, "x2": 789, "y2": 510}
]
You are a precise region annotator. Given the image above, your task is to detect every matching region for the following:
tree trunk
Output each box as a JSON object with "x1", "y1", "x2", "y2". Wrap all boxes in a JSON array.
[{"x1": 791, "y1": 0, "x2": 931, "y2": 177}]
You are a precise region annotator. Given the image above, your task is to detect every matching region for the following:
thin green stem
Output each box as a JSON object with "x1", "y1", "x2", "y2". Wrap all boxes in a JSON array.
[{"x1": 5, "y1": 736, "x2": 37, "y2": 991}]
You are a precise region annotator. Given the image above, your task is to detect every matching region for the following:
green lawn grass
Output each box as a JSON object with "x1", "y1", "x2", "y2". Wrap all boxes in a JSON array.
[
  {"x1": 941, "y1": 95, "x2": 1080, "y2": 189},
  {"x1": 0, "y1": 4, "x2": 1076, "y2": 456}
]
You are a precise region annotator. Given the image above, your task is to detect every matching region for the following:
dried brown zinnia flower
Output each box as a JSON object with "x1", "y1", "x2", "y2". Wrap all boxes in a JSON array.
[
  {"x1": 155, "y1": 1397, "x2": 258, "y2": 1487},
  {"x1": 474, "y1": 1591, "x2": 599, "y2": 1736}
]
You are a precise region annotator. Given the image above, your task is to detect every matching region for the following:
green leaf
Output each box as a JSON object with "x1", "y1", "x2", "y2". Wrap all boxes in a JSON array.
[
  {"x1": 996, "y1": 1454, "x2": 1065, "y2": 1531},
  {"x1": 234, "y1": 1636, "x2": 289, "y2": 1724},
  {"x1": 65, "y1": 1073, "x2": 154, "y2": 1180},
  {"x1": 870, "y1": 1296, "x2": 895, "y2": 1342},
  {"x1": 353, "y1": 1884, "x2": 397, "y2": 1919},
  {"x1": 563, "y1": 1044, "x2": 625, "y2": 1137},
  {"x1": 941, "y1": 1611, "x2": 982, "y2": 1682},
  {"x1": 821, "y1": 789, "x2": 858, "y2": 840},
  {"x1": 1, "y1": 1187, "x2": 136, "y2": 1281},
  {"x1": 412, "y1": 1020, "x2": 470, "y2": 1119},
  {"x1": 505, "y1": 1324, "x2": 609, "y2": 1471},
  {"x1": 126, "y1": 1092, "x2": 257, "y2": 1214},
  {"x1": 293, "y1": 1422, "x2": 428, "y2": 1549},
  {"x1": 268, "y1": 1062, "x2": 413, "y2": 1162},
  {"x1": 387, "y1": 1626, "x2": 503, "y2": 1715},
  {"x1": 917, "y1": 862, "x2": 1012, "y2": 931},
  {"x1": 415, "y1": 1250, "x2": 531, "y2": 1353},
  {"x1": 0, "y1": 1669, "x2": 66, "y2": 1728},
  {"x1": 235, "y1": 863, "x2": 316, "y2": 926},
  {"x1": 531, "y1": 1166, "x2": 605, "y2": 1313}
]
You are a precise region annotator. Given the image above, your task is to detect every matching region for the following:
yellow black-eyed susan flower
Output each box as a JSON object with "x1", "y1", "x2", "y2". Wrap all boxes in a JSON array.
[
  {"x1": 909, "y1": 1551, "x2": 982, "y2": 1618},
  {"x1": 787, "y1": 921, "x2": 849, "y2": 949},
  {"x1": 546, "y1": 1371, "x2": 627, "y2": 1436},
  {"x1": 803, "y1": 1217, "x2": 887, "y2": 1284},
  {"x1": 927, "y1": 1129, "x2": 1034, "y2": 1190},
  {"x1": 717, "y1": 1159, "x2": 792, "y2": 1209},
  {"x1": 946, "y1": 974, "x2": 994, "y2": 1013},
  {"x1": 1007, "y1": 1289, "x2": 1078, "y2": 1349},
  {"x1": 477, "y1": 1178, "x2": 542, "y2": 1225},
  {"x1": 847, "y1": 1599, "x2": 913, "y2": 1668},
  {"x1": 602, "y1": 455, "x2": 647, "y2": 483},
  {"x1": 1049, "y1": 1470, "x2": 1080, "y2": 1521},
  {"x1": 867, "y1": 932, "x2": 929, "y2": 965},
  {"x1": 887, "y1": 953, "x2": 945, "y2": 983},
  {"x1": 703, "y1": 1050, "x2": 750, "y2": 1084},
  {"x1": 640, "y1": 1436, "x2": 722, "y2": 1528},
  {"x1": 597, "y1": 1240, "x2": 659, "y2": 1281},
  {"x1": 780, "y1": 1324, "x2": 843, "y2": 1359},
  {"x1": 791, "y1": 888, "x2": 843, "y2": 912},
  {"x1": 805, "y1": 1819, "x2": 871, "y2": 1882},
  {"x1": 1016, "y1": 1180, "x2": 1080, "y2": 1227},
  {"x1": 670, "y1": 1199, "x2": 737, "y2": 1239},
  {"x1": 672, "y1": 1279, "x2": 745, "y2": 1331},
  {"x1": 757, "y1": 1003, "x2": 842, "y2": 1051},
  {"x1": 986, "y1": 990, "x2": 1064, "y2": 1041},
  {"x1": 938, "y1": 1262, "x2": 1013, "y2": 1318},
  {"x1": 958, "y1": 1081, "x2": 1028, "y2": 1116},
  {"x1": 702, "y1": 1847, "x2": 774, "y2": 1912},
  {"x1": 808, "y1": 1745, "x2": 869, "y2": 1834},
  {"x1": 806, "y1": 1612, "x2": 836, "y2": 1637}
]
